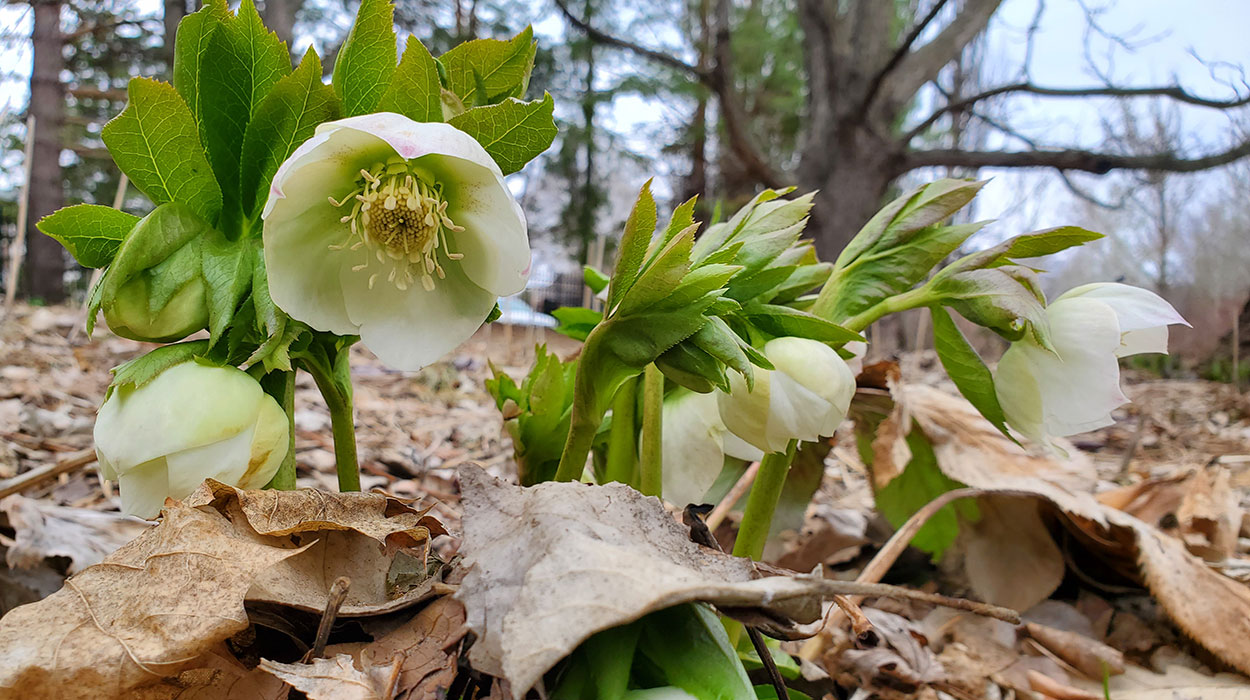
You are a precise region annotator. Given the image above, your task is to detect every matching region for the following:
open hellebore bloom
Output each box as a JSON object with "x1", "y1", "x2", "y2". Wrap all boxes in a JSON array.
[
  {"x1": 94, "y1": 361, "x2": 289, "y2": 518},
  {"x1": 994, "y1": 282, "x2": 1188, "y2": 447},
  {"x1": 661, "y1": 390, "x2": 763, "y2": 506},
  {"x1": 263, "y1": 113, "x2": 529, "y2": 370},
  {"x1": 717, "y1": 337, "x2": 857, "y2": 454}
]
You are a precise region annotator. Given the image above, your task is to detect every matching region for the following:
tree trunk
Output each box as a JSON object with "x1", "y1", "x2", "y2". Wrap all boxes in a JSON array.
[
  {"x1": 163, "y1": 0, "x2": 185, "y2": 74},
  {"x1": 23, "y1": 0, "x2": 66, "y2": 303},
  {"x1": 261, "y1": 0, "x2": 301, "y2": 49}
]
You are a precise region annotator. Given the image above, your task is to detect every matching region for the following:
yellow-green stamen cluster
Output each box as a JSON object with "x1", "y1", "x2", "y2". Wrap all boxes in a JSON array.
[{"x1": 330, "y1": 156, "x2": 464, "y2": 292}]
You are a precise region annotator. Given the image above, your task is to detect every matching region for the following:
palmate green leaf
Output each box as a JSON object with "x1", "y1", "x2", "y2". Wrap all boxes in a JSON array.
[
  {"x1": 171, "y1": 0, "x2": 229, "y2": 126},
  {"x1": 741, "y1": 302, "x2": 862, "y2": 344},
  {"x1": 199, "y1": 0, "x2": 290, "y2": 232},
  {"x1": 931, "y1": 267, "x2": 1052, "y2": 348},
  {"x1": 239, "y1": 49, "x2": 340, "y2": 220},
  {"x1": 656, "y1": 340, "x2": 729, "y2": 393},
  {"x1": 836, "y1": 179, "x2": 984, "y2": 268},
  {"x1": 378, "y1": 37, "x2": 441, "y2": 122},
  {"x1": 552, "y1": 306, "x2": 602, "y2": 341},
  {"x1": 997, "y1": 226, "x2": 1103, "y2": 261},
  {"x1": 439, "y1": 26, "x2": 536, "y2": 107},
  {"x1": 448, "y1": 94, "x2": 557, "y2": 175},
  {"x1": 930, "y1": 306, "x2": 1011, "y2": 438},
  {"x1": 607, "y1": 181, "x2": 657, "y2": 310},
  {"x1": 36, "y1": 204, "x2": 139, "y2": 268},
  {"x1": 201, "y1": 229, "x2": 253, "y2": 344},
  {"x1": 333, "y1": 0, "x2": 397, "y2": 117},
  {"x1": 102, "y1": 78, "x2": 222, "y2": 223},
  {"x1": 617, "y1": 224, "x2": 696, "y2": 316}
]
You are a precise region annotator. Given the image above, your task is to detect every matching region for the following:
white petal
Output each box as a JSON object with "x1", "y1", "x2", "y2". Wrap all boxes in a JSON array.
[
  {"x1": 661, "y1": 391, "x2": 728, "y2": 506},
  {"x1": 1117, "y1": 325, "x2": 1169, "y2": 357},
  {"x1": 767, "y1": 370, "x2": 839, "y2": 448},
  {"x1": 994, "y1": 343, "x2": 1046, "y2": 444},
  {"x1": 718, "y1": 370, "x2": 775, "y2": 454},
  {"x1": 94, "y1": 362, "x2": 262, "y2": 475},
  {"x1": 238, "y1": 395, "x2": 291, "y2": 489},
  {"x1": 1056, "y1": 282, "x2": 1188, "y2": 332},
  {"x1": 164, "y1": 424, "x2": 257, "y2": 499},
  {"x1": 426, "y1": 155, "x2": 530, "y2": 295},
  {"x1": 263, "y1": 204, "x2": 359, "y2": 335},
  {"x1": 843, "y1": 340, "x2": 868, "y2": 376},
  {"x1": 339, "y1": 255, "x2": 496, "y2": 370},
  {"x1": 117, "y1": 457, "x2": 170, "y2": 519},
  {"x1": 322, "y1": 114, "x2": 503, "y2": 177},
  {"x1": 721, "y1": 431, "x2": 764, "y2": 462},
  {"x1": 765, "y1": 337, "x2": 856, "y2": 422},
  {"x1": 1030, "y1": 298, "x2": 1128, "y2": 436},
  {"x1": 263, "y1": 127, "x2": 391, "y2": 220}
]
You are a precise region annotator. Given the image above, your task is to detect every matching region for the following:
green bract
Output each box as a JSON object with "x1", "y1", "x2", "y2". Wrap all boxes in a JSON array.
[{"x1": 95, "y1": 360, "x2": 289, "y2": 518}]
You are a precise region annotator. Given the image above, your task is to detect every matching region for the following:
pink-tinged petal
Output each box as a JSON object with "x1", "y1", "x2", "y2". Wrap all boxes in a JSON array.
[{"x1": 319, "y1": 114, "x2": 503, "y2": 177}]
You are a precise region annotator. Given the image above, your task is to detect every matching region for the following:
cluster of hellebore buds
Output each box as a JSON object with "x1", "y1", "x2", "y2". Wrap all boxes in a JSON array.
[{"x1": 39, "y1": 0, "x2": 1187, "y2": 530}]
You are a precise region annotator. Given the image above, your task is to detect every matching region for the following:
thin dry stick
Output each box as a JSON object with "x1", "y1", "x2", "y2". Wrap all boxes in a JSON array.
[
  {"x1": 304, "y1": 576, "x2": 352, "y2": 661},
  {"x1": 705, "y1": 460, "x2": 760, "y2": 531},
  {"x1": 380, "y1": 653, "x2": 404, "y2": 698},
  {"x1": 0, "y1": 448, "x2": 97, "y2": 500},
  {"x1": 3, "y1": 115, "x2": 37, "y2": 313},
  {"x1": 830, "y1": 594, "x2": 875, "y2": 645},
  {"x1": 798, "y1": 487, "x2": 987, "y2": 661}
]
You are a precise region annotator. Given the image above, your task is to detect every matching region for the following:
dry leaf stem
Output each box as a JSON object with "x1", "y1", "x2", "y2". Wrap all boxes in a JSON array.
[{"x1": 305, "y1": 576, "x2": 352, "y2": 661}]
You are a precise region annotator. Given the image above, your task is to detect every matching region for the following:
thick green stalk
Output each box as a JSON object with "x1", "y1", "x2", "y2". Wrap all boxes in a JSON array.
[
  {"x1": 554, "y1": 401, "x2": 602, "y2": 482},
  {"x1": 554, "y1": 330, "x2": 617, "y2": 483},
  {"x1": 302, "y1": 352, "x2": 361, "y2": 492},
  {"x1": 603, "y1": 376, "x2": 639, "y2": 486},
  {"x1": 731, "y1": 440, "x2": 797, "y2": 561},
  {"x1": 638, "y1": 364, "x2": 664, "y2": 497},
  {"x1": 839, "y1": 286, "x2": 936, "y2": 332},
  {"x1": 262, "y1": 370, "x2": 297, "y2": 490}
]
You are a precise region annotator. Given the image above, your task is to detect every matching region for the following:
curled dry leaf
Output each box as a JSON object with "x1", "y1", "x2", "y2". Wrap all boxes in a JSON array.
[
  {"x1": 185, "y1": 480, "x2": 447, "y2": 616},
  {"x1": 838, "y1": 609, "x2": 944, "y2": 692},
  {"x1": 259, "y1": 655, "x2": 395, "y2": 700},
  {"x1": 357, "y1": 596, "x2": 467, "y2": 700},
  {"x1": 860, "y1": 380, "x2": 1250, "y2": 675},
  {"x1": 0, "y1": 503, "x2": 300, "y2": 700},
  {"x1": 1, "y1": 494, "x2": 151, "y2": 573},
  {"x1": 1024, "y1": 621, "x2": 1125, "y2": 679},
  {"x1": 455, "y1": 467, "x2": 826, "y2": 695}
]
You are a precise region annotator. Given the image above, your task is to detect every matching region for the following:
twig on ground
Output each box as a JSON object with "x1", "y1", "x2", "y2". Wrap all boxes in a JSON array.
[
  {"x1": 706, "y1": 460, "x2": 760, "y2": 531},
  {"x1": 304, "y1": 576, "x2": 351, "y2": 661},
  {"x1": 0, "y1": 448, "x2": 97, "y2": 500},
  {"x1": 747, "y1": 624, "x2": 790, "y2": 700}
]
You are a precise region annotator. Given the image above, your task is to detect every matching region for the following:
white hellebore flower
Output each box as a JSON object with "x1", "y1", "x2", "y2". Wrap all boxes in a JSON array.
[
  {"x1": 94, "y1": 361, "x2": 289, "y2": 519},
  {"x1": 262, "y1": 113, "x2": 530, "y2": 370},
  {"x1": 717, "y1": 337, "x2": 857, "y2": 454},
  {"x1": 661, "y1": 390, "x2": 763, "y2": 506},
  {"x1": 994, "y1": 282, "x2": 1188, "y2": 447}
]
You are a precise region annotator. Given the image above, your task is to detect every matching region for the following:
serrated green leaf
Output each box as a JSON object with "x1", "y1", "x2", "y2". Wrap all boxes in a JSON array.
[
  {"x1": 689, "y1": 316, "x2": 753, "y2": 387},
  {"x1": 201, "y1": 230, "x2": 253, "y2": 344},
  {"x1": 448, "y1": 94, "x2": 556, "y2": 175},
  {"x1": 607, "y1": 181, "x2": 656, "y2": 310},
  {"x1": 835, "y1": 179, "x2": 984, "y2": 269},
  {"x1": 332, "y1": 0, "x2": 397, "y2": 116},
  {"x1": 656, "y1": 341, "x2": 727, "y2": 393},
  {"x1": 552, "y1": 306, "x2": 602, "y2": 341},
  {"x1": 931, "y1": 268, "x2": 1052, "y2": 348},
  {"x1": 725, "y1": 264, "x2": 795, "y2": 303},
  {"x1": 659, "y1": 196, "x2": 698, "y2": 250},
  {"x1": 1000, "y1": 226, "x2": 1104, "y2": 260},
  {"x1": 583, "y1": 265, "x2": 610, "y2": 294},
  {"x1": 377, "y1": 36, "x2": 441, "y2": 122},
  {"x1": 439, "y1": 26, "x2": 536, "y2": 106},
  {"x1": 656, "y1": 263, "x2": 740, "y2": 311},
  {"x1": 239, "y1": 49, "x2": 340, "y2": 220},
  {"x1": 199, "y1": 0, "x2": 290, "y2": 232},
  {"x1": 171, "y1": 0, "x2": 229, "y2": 126},
  {"x1": 930, "y1": 306, "x2": 1011, "y2": 438},
  {"x1": 768, "y1": 262, "x2": 832, "y2": 304},
  {"x1": 102, "y1": 78, "x2": 222, "y2": 223},
  {"x1": 741, "y1": 303, "x2": 863, "y2": 344},
  {"x1": 36, "y1": 205, "x2": 139, "y2": 268},
  {"x1": 617, "y1": 225, "x2": 695, "y2": 316}
]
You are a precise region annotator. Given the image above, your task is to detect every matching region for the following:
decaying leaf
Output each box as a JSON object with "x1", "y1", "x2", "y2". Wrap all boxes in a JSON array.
[
  {"x1": 186, "y1": 480, "x2": 448, "y2": 616},
  {"x1": 0, "y1": 503, "x2": 300, "y2": 699},
  {"x1": 1099, "y1": 467, "x2": 1243, "y2": 562},
  {"x1": 357, "y1": 596, "x2": 467, "y2": 700},
  {"x1": 838, "y1": 609, "x2": 944, "y2": 692},
  {"x1": 128, "y1": 644, "x2": 289, "y2": 700},
  {"x1": 259, "y1": 655, "x2": 395, "y2": 700},
  {"x1": 1, "y1": 494, "x2": 151, "y2": 573},
  {"x1": 962, "y1": 495, "x2": 1065, "y2": 611},
  {"x1": 861, "y1": 381, "x2": 1250, "y2": 675}
]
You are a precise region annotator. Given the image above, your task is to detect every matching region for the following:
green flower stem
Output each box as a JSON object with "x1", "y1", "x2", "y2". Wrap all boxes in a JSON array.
[
  {"x1": 731, "y1": 440, "x2": 797, "y2": 561},
  {"x1": 554, "y1": 330, "x2": 620, "y2": 483},
  {"x1": 838, "y1": 286, "x2": 937, "y2": 333},
  {"x1": 298, "y1": 339, "x2": 361, "y2": 492},
  {"x1": 638, "y1": 364, "x2": 664, "y2": 498},
  {"x1": 603, "y1": 376, "x2": 639, "y2": 486},
  {"x1": 262, "y1": 370, "x2": 297, "y2": 491},
  {"x1": 554, "y1": 400, "x2": 602, "y2": 482}
]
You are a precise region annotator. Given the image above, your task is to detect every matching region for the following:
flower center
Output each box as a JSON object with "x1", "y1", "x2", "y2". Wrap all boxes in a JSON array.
[{"x1": 329, "y1": 156, "x2": 464, "y2": 292}]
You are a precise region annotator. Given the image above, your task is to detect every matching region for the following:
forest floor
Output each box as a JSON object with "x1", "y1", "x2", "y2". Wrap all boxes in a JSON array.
[{"x1": 2, "y1": 302, "x2": 1249, "y2": 699}]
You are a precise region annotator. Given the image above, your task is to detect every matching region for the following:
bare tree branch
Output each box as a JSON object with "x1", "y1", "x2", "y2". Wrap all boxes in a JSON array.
[
  {"x1": 904, "y1": 82, "x2": 1250, "y2": 143},
  {"x1": 859, "y1": 0, "x2": 950, "y2": 113},
  {"x1": 903, "y1": 140, "x2": 1250, "y2": 174},
  {"x1": 552, "y1": 0, "x2": 707, "y2": 79},
  {"x1": 709, "y1": 0, "x2": 782, "y2": 188},
  {"x1": 883, "y1": 0, "x2": 1003, "y2": 110}
]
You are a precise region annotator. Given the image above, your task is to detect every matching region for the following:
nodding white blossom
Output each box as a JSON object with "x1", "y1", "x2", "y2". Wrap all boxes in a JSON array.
[
  {"x1": 661, "y1": 390, "x2": 763, "y2": 506},
  {"x1": 717, "y1": 337, "x2": 857, "y2": 455},
  {"x1": 94, "y1": 361, "x2": 289, "y2": 518},
  {"x1": 994, "y1": 282, "x2": 1188, "y2": 448},
  {"x1": 262, "y1": 113, "x2": 530, "y2": 370}
]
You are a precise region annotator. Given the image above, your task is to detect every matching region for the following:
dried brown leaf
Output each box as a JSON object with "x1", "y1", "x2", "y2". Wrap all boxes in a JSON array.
[
  {"x1": 1, "y1": 494, "x2": 151, "y2": 573},
  {"x1": 0, "y1": 503, "x2": 300, "y2": 699},
  {"x1": 259, "y1": 655, "x2": 395, "y2": 700},
  {"x1": 1024, "y1": 621, "x2": 1125, "y2": 679},
  {"x1": 360, "y1": 596, "x2": 466, "y2": 700},
  {"x1": 963, "y1": 495, "x2": 1065, "y2": 611}
]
